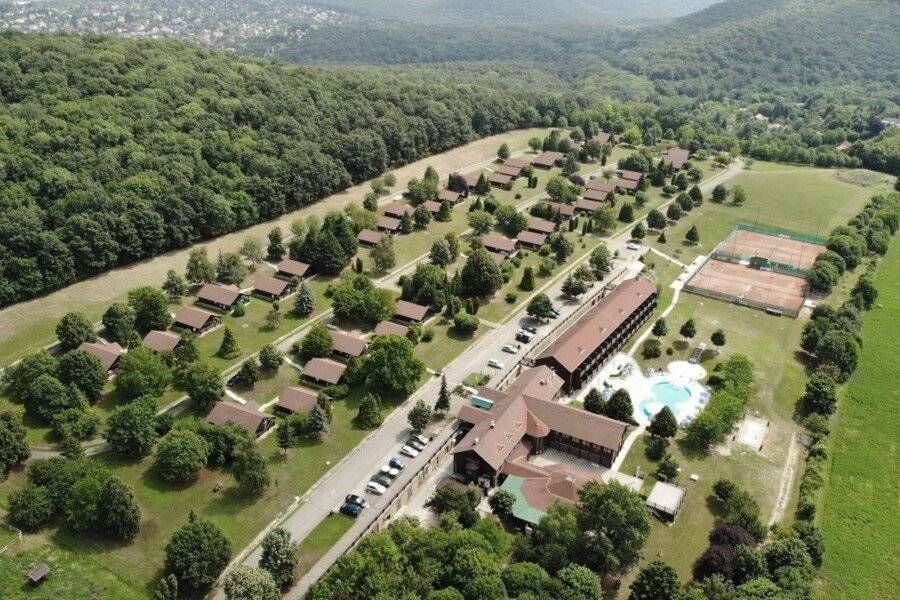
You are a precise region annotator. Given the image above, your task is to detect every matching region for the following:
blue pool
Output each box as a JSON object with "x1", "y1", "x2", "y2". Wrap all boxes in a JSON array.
[{"x1": 642, "y1": 380, "x2": 693, "y2": 417}]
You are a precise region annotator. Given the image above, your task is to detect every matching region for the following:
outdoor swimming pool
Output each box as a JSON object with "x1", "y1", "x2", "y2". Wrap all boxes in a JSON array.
[{"x1": 634, "y1": 374, "x2": 707, "y2": 426}]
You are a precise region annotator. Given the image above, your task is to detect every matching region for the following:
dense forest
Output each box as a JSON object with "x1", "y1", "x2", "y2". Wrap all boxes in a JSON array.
[{"x1": 0, "y1": 33, "x2": 566, "y2": 306}]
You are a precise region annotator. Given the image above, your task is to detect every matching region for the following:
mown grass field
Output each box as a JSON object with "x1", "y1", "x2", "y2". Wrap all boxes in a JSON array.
[
  {"x1": 820, "y1": 241, "x2": 899, "y2": 600},
  {"x1": 293, "y1": 513, "x2": 356, "y2": 579}
]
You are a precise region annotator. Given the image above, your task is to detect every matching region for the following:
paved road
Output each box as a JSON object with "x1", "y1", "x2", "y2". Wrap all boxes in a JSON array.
[{"x1": 215, "y1": 159, "x2": 746, "y2": 598}]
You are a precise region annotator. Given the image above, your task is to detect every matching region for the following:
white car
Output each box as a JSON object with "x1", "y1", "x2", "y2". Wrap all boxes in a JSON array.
[
  {"x1": 400, "y1": 445, "x2": 419, "y2": 458},
  {"x1": 411, "y1": 434, "x2": 430, "y2": 446},
  {"x1": 380, "y1": 465, "x2": 401, "y2": 478},
  {"x1": 626, "y1": 243, "x2": 641, "y2": 251},
  {"x1": 487, "y1": 359, "x2": 504, "y2": 369},
  {"x1": 501, "y1": 344, "x2": 519, "y2": 354},
  {"x1": 366, "y1": 481, "x2": 387, "y2": 495}
]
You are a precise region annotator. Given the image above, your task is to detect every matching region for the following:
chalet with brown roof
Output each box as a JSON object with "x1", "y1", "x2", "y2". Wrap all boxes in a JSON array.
[
  {"x1": 207, "y1": 401, "x2": 275, "y2": 437},
  {"x1": 143, "y1": 330, "x2": 182, "y2": 353},
  {"x1": 499, "y1": 462, "x2": 605, "y2": 526},
  {"x1": 275, "y1": 259, "x2": 310, "y2": 280},
  {"x1": 357, "y1": 228, "x2": 384, "y2": 247},
  {"x1": 197, "y1": 283, "x2": 246, "y2": 312},
  {"x1": 532, "y1": 151, "x2": 564, "y2": 169},
  {"x1": 254, "y1": 275, "x2": 292, "y2": 300},
  {"x1": 575, "y1": 198, "x2": 603, "y2": 214},
  {"x1": 664, "y1": 148, "x2": 690, "y2": 170},
  {"x1": 276, "y1": 387, "x2": 318, "y2": 414},
  {"x1": 423, "y1": 200, "x2": 442, "y2": 214},
  {"x1": 394, "y1": 300, "x2": 429, "y2": 323},
  {"x1": 374, "y1": 320, "x2": 409, "y2": 337},
  {"x1": 583, "y1": 188, "x2": 612, "y2": 202},
  {"x1": 78, "y1": 341, "x2": 124, "y2": 372},
  {"x1": 498, "y1": 164, "x2": 522, "y2": 178},
  {"x1": 377, "y1": 215, "x2": 401, "y2": 233},
  {"x1": 586, "y1": 179, "x2": 616, "y2": 193},
  {"x1": 330, "y1": 330, "x2": 368, "y2": 358},
  {"x1": 489, "y1": 172, "x2": 513, "y2": 189},
  {"x1": 383, "y1": 201, "x2": 414, "y2": 218},
  {"x1": 536, "y1": 276, "x2": 657, "y2": 391},
  {"x1": 620, "y1": 170, "x2": 643, "y2": 182},
  {"x1": 174, "y1": 306, "x2": 221, "y2": 333},
  {"x1": 504, "y1": 158, "x2": 528, "y2": 169},
  {"x1": 614, "y1": 177, "x2": 640, "y2": 193},
  {"x1": 527, "y1": 217, "x2": 556, "y2": 235},
  {"x1": 439, "y1": 189, "x2": 463, "y2": 204},
  {"x1": 463, "y1": 174, "x2": 481, "y2": 189},
  {"x1": 452, "y1": 365, "x2": 627, "y2": 486},
  {"x1": 545, "y1": 202, "x2": 575, "y2": 218},
  {"x1": 516, "y1": 230, "x2": 547, "y2": 249},
  {"x1": 303, "y1": 357, "x2": 347, "y2": 386},
  {"x1": 481, "y1": 233, "x2": 516, "y2": 255}
]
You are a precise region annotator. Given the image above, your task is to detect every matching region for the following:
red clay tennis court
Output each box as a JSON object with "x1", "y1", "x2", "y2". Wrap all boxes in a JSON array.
[
  {"x1": 685, "y1": 259, "x2": 810, "y2": 315},
  {"x1": 716, "y1": 229, "x2": 825, "y2": 271}
]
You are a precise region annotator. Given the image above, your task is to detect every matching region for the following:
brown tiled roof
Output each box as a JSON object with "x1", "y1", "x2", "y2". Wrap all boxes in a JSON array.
[
  {"x1": 582, "y1": 189, "x2": 610, "y2": 202},
  {"x1": 395, "y1": 300, "x2": 429, "y2": 321},
  {"x1": 481, "y1": 233, "x2": 516, "y2": 254},
  {"x1": 358, "y1": 229, "x2": 383, "y2": 245},
  {"x1": 207, "y1": 401, "x2": 271, "y2": 434},
  {"x1": 254, "y1": 275, "x2": 289, "y2": 297},
  {"x1": 498, "y1": 165, "x2": 522, "y2": 177},
  {"x1": 545, "y1": 202, "x2": 575, "y2": 217},
  {"x1": 277, "y1": 387, "x2": 318, "y2": 413},
  {"x1": 519, "y1": 464, "x2": 604, "y2": 512},
  {"x1": 457, "y1": 404, "x2": 494, "y2": 426},
  {"x1": 374, "y1": 320, "x2": 409, "y2": 336},
  {"x1": 383, "y1": 201, "x2": 414, "y2": 218},
  {"x1": 439, "y1": 189, "x2": 462, "y2": 203},
  {"x1": 377, "y1": 215, "x2": 401, "y2": 231},
  {"x1": 505, "y1": 365, "x2": 565, "y2": 402},
  {"x1": 594, "y1": 132, "x2": 611, "y2": 145},
  {"x1": 454, "y1": 396, "x2": 530, "y2": 470},
  {"x1": 504, "y1": 158, "x2": 528, "y2": 169},
  {"x1": 489, "y1": 173, "x2": 513, "y2": 186},
  {"x1": 423, "y1": 200, "x2": 442, "y2": 213},
  {"x1": 620, "y1": 170, "x2": 643, "y2": 182},
  {"x1": 303, "y1": 357, "x2": 346, "y2": 384},
  {"x1": 143, "y1": 330, "x2": 181, "y2": 352},
  {"x1": 463, "y1": 174, "x2": 481, "y2": 188},
  {"x1": 575, "y1": 198, "x2": 603, "y2": 212},
  {"x1": 516, "y1": 231, "x2": 547, "y2": 247},
  {"x1": 524, "y1": 395, "x2": 626, "y2": 450},
  {"x1": 78, "y1": 341, "x2": 124, "y2": 371},
  {"x1": 586, "y1": 179, "x2": 615, "y2": 193},
  {"x1": 665, "y1": 148, "x2": 690, "y2": 169},
  {"x1": 615, "y1": 177, "x2": 639, "y2": 191},
  {"x1": 174, "y1": 306, "x2": 217, "y2": 330},
  {"x1": 198, "y1": 283, "x2": 242, "y2": 307},
  {"x1": 276, "y1": 259, "x2": 309, "y2": 278},
  {"x1": 532, "y1": 151, "x2": 564, "y2": 167},
  {"x1": 537, "y1": 276, "x2": 656, "y2": 373},
  {"x1": 330, "y1": 330, "x2": 367, "y2": 357},
  {"x1": 528, "y1": 217, "x2": 556, "y2": 234}
]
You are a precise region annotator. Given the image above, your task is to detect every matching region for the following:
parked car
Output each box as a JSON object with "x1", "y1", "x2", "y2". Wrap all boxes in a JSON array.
[
  {"x1": 550, "y1": 307, "x2": 561, "y2": 317},
  {"x1": 345, "y1": 494, "x2": 368, "y2": 508},
  {"x1": 389, "y1": 457, "x2": 406, "y2": 470},
  {"x1": 340, "y1": 501, "x2": 364, "y2": 517},
  {"x1": 372, "y1": 474, "x2": 392, "y2": 488},
  {"x1": 522, "y1": 324, "x2": 538, "y2": 334},
  {"x1": 400, "y1": 445, "x2": 419, "y2": 458},
  {"x1": 407, "y1": 438, "x2": 426, "y2": 451},
  {"x1": 411, "y1": 434, "x2": 430, "y2": 446},
  {"x1": 366, "y1": 481, "x2": 387, "y2": 495},
  {"x1": 626, "y1": 243, "x2": 640, "y2": 251},
  {"x1": 380, "y1": 465, "x2": 400, "y2": 478},
  {"x1": 502, "y1": 344, "x2": 519, "y2": 354},
  {"x1": 487, "y1": 359, "x2": 504, "y2": 369},
  {"x1": 515, "y1": 331, "x2": 533, "y2": 343}
]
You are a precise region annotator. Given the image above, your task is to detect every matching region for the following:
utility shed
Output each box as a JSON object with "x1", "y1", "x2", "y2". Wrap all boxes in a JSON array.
[{"x1": 646, "y1": 481, "x2": 686, "y2": 520}]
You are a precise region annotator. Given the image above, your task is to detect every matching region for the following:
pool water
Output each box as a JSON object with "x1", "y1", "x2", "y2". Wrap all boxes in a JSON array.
[{"x1": 643, "y1": 380, "x2": 693, "y2": 417}]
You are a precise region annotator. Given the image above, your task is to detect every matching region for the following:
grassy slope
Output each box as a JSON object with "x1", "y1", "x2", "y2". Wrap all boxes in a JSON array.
[{"x1": 820, "y1": 241, "x2": 899, "y2": 600}]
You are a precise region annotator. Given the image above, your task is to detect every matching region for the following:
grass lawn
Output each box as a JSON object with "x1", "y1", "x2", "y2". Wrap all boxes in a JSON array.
[
  {"x1": 293, "y1": 513, "x2": 356, "y2": 579},
  {"x1": 820, "y1": 241, "x2": 899, "y2": 600},
  {"x1": 414, "y1": 317, "x2": 485, "y2": 372},
  {"x1": 644, "y1": 162, "x2": 889, "y2": 265},
  {"x1": 231, "y1": 362, "x2": 302, "y2": 407}
]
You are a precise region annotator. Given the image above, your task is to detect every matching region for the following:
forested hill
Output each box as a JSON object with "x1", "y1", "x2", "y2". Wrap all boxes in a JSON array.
[
  {"x1": 308, "y1": 0, "x2": 721, "y2": 24},
  {"x1": 622, "y1": 0, "x2": 900, "y2": 99},
  {"x1": 0, "y1": 33, "x2": 560, "y2": 306}
]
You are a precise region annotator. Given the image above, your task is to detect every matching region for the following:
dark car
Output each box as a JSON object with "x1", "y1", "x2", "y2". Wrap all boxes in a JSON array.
[
  {"x1": 515, "y1": 332, "x2": 532, "y2": 343},
  {"x1": 389, "y1": 457, "x2": 406, "y2": 470},
  {"x1": 372, "y1": 474, "x2": 392, "y2": 488},
  {"x1": 340, "y1": 500, "x2": 364, "y2": 517},
  {"x1": 345, "y1": 494, "x2": 368, "y2": 508}
]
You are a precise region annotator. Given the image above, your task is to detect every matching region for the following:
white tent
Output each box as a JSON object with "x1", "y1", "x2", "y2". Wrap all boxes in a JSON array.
[{"x1": 646, "y1": 481, "x2": 686, "y2": 519}]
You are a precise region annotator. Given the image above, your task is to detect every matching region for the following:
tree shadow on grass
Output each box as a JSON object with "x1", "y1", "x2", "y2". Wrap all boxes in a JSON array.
[
  {"x1": 673, "y1": 339, "x2": 690, "y2": 351},
  {"x1": 675, "y1": 437, "x2": 711, "y2": 462}
]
